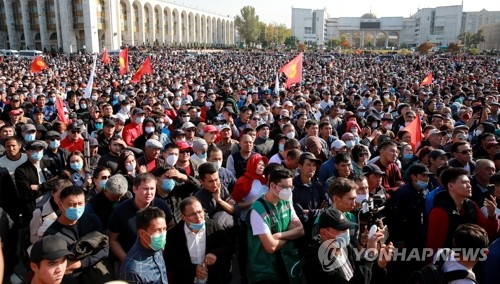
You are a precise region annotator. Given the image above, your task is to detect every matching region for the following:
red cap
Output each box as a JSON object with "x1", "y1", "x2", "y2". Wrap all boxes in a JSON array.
[
  {"x1": 176, "y1": 141, "x2": 192, "y2": 151},
  {"x1": 203, "y1": 125, "x2": 219, "y2": 133}
]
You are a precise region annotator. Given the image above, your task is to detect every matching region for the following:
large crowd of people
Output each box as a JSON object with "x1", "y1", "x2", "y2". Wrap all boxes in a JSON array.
[{"x1": 0, "y1": 46, "x2": 500, "y2": 284}]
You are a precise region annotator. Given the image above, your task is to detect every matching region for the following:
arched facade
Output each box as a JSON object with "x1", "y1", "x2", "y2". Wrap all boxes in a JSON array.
[{"x1": 0, "y1": 0, "x2": 235, "y2": 53}]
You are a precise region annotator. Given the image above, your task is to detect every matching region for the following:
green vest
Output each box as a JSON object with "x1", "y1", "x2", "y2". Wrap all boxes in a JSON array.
[{"x1": 246, "y1": 198, "x2": 301, "y2": 284}]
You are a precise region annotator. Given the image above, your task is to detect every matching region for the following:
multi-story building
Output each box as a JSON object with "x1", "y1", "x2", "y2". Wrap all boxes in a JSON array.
[
  {"x1": 0, "y1": 0, "x2": 235, "y2": 54},
  {"x1": 293, "y1": 5, "x2": 500, "y2": 49},
  {"x1": 291, "y1": 8, "x2": 328, "y2": 46}
]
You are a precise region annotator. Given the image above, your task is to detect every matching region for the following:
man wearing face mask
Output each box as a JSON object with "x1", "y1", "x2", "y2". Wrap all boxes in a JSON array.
[
  {"x1": 43, "y1": 186, "x2": 109, "y2": 281},
  {"x1": 165, "y1": 197, "x2": 234, "y2": 284},
  {"x1": 115, "y1": 99, "x2": 131, "y2": 123},
  {"x1": 247, "y1": 167, "x2": 304, "y2": 284},
  {"x1": 119, "y1": 206, "x2": 168, "y2": 283},
  {"x1": 122, "y1": 107, "x2": 146, "y2": 147},
  {"x1": 44, "y1": 131, "x2": 70, "y2": 171},
  {"x1": 21, "y1": 123, "x2": 37, "y2": 146},
  {"x1": 190, "y1": 139, "x2": 208, "y2": 176},
  {"x1": 15, "y1": 140, "x2": 59, "y2": 226},
  {"x1": 302, "y1": 207, "x2": 392, "y2": 282}
]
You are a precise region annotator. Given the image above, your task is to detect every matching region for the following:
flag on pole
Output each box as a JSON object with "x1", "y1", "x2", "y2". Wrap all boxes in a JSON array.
[
  {"x1": 119, "y1": 48, "x2": 129, "y2": 75},
  {"x1": 84, "y1": 55, "x2": 97, "y2": 99},
  {"x1": 274, "y1": 72, "x2": 280, "y2": 95},
  {"x1": 30, "y1": 56, "x2": 48, "y2": 73},
  {"x1": 279, "y1": 53, "x2": 303, "y2": 88},
  {"x1": 130, "y1": 57, "x2": 153, "y2": 83},
  {"x1": 403, "y1": 113, "x2": 422, "y2": 153},
  {"x1": 420, "y1": 73, "x2": 433, "y2": 86},
  {"x1": 102, "y1": 48, "x2": 110, "y2": 65},
  {"x1": 55, "y1": 96, "x2": 68, "y2": 123}
]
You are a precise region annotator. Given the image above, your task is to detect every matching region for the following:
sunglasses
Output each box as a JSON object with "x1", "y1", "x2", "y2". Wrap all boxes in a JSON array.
[
  {"x1": 252, "y1": 117, "x2": 260, "y2": 121},
  {"x1": 358, "y1": 152, "x2": 369, "y2": 157},
  {"x1": 179, "y1": 150, "x2": 191, "y2": 154},
  {"x1": 100, "y1": 175, "x2": 110, "y2": 180},
  {"x1": 457, "y1": 149, "x2": 472, "y2": 155},
  {"x1": 49, "y1": 138, "x2": 61, "y2": 141},
  {"x1": 72, "y1": 130, "x2": 81, "y2": 134},
  {"x1": 185, "y1": 128, "x2": 196, "y2": 132}
]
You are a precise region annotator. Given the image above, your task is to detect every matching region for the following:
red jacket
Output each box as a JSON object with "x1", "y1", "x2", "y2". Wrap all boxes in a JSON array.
[
  {"x1": 122, "y1": 122, "x2": 143, "y2": 146},
  {"x1": 60, "y1": 137, "x2": 84, "y2": 152},
  {"x1": 232, "y1": 154, "x2": 268, "y2": 203}
]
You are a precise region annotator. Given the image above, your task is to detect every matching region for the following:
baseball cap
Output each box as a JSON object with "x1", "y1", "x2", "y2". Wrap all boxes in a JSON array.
[
  {"x1": 408, "y1": 163, "x2": 434, "y2": 176},
  {"x1": 222, "y1": 107, "x2": 235, "y2": 115},
  {"x1": 67, "y1": 122, "x2": 82, "y2": 131},
  {"x1": 171, "y1": 129, "x2": 186, "y2": 139},
  {"x1": 131, "y1": 108, "x2": 145, "y2": 116},
  {"x1": 46, "y1": 131, "x2": 61, "y2": 138},
  {"x1": 30, "y1": 235, "x2": 74, "y2": 263},
  {"x1": 9, "y1": 109, "x2": 22, "y2": 115},
  {"x1": 203, "y1": 125, "x2": 219, "y2": 133},
  {"x1": 25, "y1": 140, "x2": 47, "y2": 150},
  {"x1": 318, "y1": 207, "x2": 356, "y2": 230},
  {"x1": 103, "y1": 119, "x2": 115, "y2": 127},
  {"x1": 181, "y1": 122, "x2": 196, "y2": 130},
  {"x1": 89, "y1": 137, "x2": 99, "y2": 147},
  {"x1": 330, "y1": 140, "x2": 347, "y2": 150},
  {"x1": 176, "y1": 141, "x2": 192, "y2": 152},
  {"x1": 428, "y1": 129, "x2": 446, "y2": 136},
  {"x1": 429, "y1": 149, "x2": 452, "y2": 159},
  {"x1": 145, "y1": 139, "x2": 163, "y2": 149},
  {"x1": 193, "y1": 139, "x2": 208, "y2": 152},
  {"x1": 219, "y1": 124, "x2": 231, "y2": 131},
  {"x1": 22, "y1": 124, "x2": 36, "y2": 133},
  {"x1": 363, "y1": 164, "x2": 386, "y2": 176},
  {"x1": 299, "y1": 152, "x2": 322, "y2": 165}
]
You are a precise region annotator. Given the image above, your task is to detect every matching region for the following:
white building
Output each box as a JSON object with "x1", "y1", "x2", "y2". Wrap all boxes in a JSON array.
[
  {"x1": 294, "y1": 4, "x2": 500, "y2": 49},
  {"x1": 291, "y1": 8, "x2": 328, "y2": 46},
  {"x1": 0, "y1": 0, "x2": 235, "y2": 54}
]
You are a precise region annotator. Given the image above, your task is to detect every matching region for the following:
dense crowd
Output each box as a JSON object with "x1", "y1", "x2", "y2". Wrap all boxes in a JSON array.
[{"x1": 0, "y1": 47, "x2": 500, "y2": 284}]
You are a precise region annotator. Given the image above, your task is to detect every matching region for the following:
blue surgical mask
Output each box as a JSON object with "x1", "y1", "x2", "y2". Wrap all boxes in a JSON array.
[
  {"x1": 416, "y1": 180, "x2": 428, "y2": 191},
  {"x1": 278, "y1": 144, "x2": 285, "y2": 152},
  {"x1": 158, "y1": 95, "x2": 165, "y2": 100},
  {"x1": 345, "y1": 140, "x2": 355, "y2": 149},
  {"x1": 70, "y1": 162, "x2": 83, "y2": 171},
  {"x1": 80, "y1": 104, "x2": 87, "y2": 109},
  {"x1": 31, "y1": 150, "x2": 43, "y2": 161},
  {"x1": 188, "y1": 220, "x2": 205, "y2": 231},
  {"x1": 403, "y1": 153, "x2": 413, "y2": 160},
  {"x1": 99, "y1": 180, "x2": 106, "y2": 190},
  {"x1": 49, "y1": 97, "x2": 56, "y2": 103},
  {"x1": 24, "y1": 133, "x2": 36, "y2": 142},
  {"x1": 199, "y1": 130, "x2": 204, "y2": 137},
  {"x1": 65, "y1": 206, "x2": 85, "y2": 221},
  {"x1": 161, "y1": 179, "x2": 176, "y2": 192},
  {"x1": 358, "y1": 111, "x2": 365, "y2": 117},
  {"x1": 135, "y1": 116, "x2": 145, "y2": 124},
  {"x1": 49, "y1": 140, "x2": 60, "y2": 149},
  {"x1": 198, "y1": 152, "x2": 207, "y2": 160},
  {"x1": 95, "y1": 122, "x2": 103, "y2": 130},
  {"x1": 147, "y1": 231, "x2": 167, "y2": 251},
  {"x1": 332, "y1": 230, "x2": 350, "y2": 248}
]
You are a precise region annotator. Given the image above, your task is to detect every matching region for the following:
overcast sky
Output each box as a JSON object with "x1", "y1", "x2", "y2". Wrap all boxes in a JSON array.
[{"x1": 170, "y1": 0, "x2": 500, "y2": 26}]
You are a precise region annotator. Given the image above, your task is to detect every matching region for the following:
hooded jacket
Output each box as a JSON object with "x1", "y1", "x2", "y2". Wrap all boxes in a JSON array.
[
  {"x1": 133, "y1": 118, "x2": 157, "y2": 149},
  {"x1": 232, "y1": 154, "x2": 268, "y2": 203}
]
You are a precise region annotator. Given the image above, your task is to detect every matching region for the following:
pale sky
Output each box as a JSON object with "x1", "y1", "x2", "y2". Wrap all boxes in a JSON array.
[{"x1": 169, "y1": 0, "x2": 500, "y2": 26}]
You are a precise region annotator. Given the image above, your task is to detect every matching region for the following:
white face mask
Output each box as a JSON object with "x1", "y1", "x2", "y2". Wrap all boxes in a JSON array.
[
  {"x1": 286, "y1": 131, "x2": 295, "y2": 139},
  {"x1": 385, "y1": 123, "x2": 393, "y2": 130},
  {"x1": 356, "y1": 194, "x2": 368, "y2": 203},
  {"x1": 145, "y1": 126, "x2": 155, "y2": 134},
  {"x1": 181, "y1": 116, "x2": 190, "y2": 123},
  {"x1": 166, "y1": 154, "x2": 178, "y2": 166},
  {"x1": 276, "y1": 186, "x2": 292, "y2": 201},
  {"x1": 125, "y1": 163, "x2": 136, "y2": 172},
  {"x1": 211, "y1": 161, "x2": 222, "y2": 170}
]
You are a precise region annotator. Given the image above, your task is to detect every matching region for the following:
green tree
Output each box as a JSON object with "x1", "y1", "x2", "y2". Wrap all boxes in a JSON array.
[
  {"x1": 235, "y1": 6, "x2": 261, "y2": 47},
  {"x1": 458, "y1": 30, "x2": 485, "y2": 50},
  {"x1": 327, "y1": 38, "x2": 341, "y2": 48},
  {"x1": 284, "y1": 36, "x2": 299, "y2": 48}
]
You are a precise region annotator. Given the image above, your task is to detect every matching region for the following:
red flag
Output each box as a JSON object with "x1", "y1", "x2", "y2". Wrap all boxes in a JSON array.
[
  {"x1": 119, "y1": 48, "x2": 129, "y2": 75},
  {"x1": 55, "y1": 96, "x2": 68, "y2": 123},
  {"x1": 184, "y1": 82, "x2": 189, "y2": 97},
  {"x1": 30, "y1": 56, "x2": 48, "y2": 73},
  {"x1": 102, "y1": 48, "x2": 110, "y2": 65},
  {"x1": 403, "y1": 113, "x2": 422, "y2": 153},
  {"x1": 420, "y1": 73, "x2": 433, "y2": 85},
  {"x1": 279, "y1": 53, "x2": 303, "y2": 88},
  {"x1": 130, "y1": 57, "x2": 153, "y2": 83}
]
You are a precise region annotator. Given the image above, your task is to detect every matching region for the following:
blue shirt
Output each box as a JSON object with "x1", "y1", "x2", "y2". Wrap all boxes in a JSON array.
[
  {"x1": 424, "y1": 186, "x2": 445, "y2": 217},
  {"x1": 119, "y1": 241, "x2": 168, "y2": 284}
]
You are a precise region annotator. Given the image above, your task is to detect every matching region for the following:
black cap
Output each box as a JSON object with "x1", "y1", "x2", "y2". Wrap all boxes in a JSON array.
[
  {"x1": 222, "y1": 107, "x2": 235, "y2": 115},
  {"x1": 46, "y1": 131, "x2": 61, "y2": 138},
  {"x1": 103, "y1": 119, "x2": 116, "y2": 127},
  {"x1": 67, "y1": 122, "x2": 82, "y2": 131},
  {"x1": 429, "y1": 149, "x2": 452, "y2": 159},
  {"x1": 299, "y1": 152, "x2": 322, "y2": 165},
  {"x1": 30, "y1": 235, "x2": 73, "y2": 263},
  {"x1": 132, "y1": 107, "x2": 145, "y2": 116},
  {"x1": 25, "y1": 140, "x2": 47, "y2": 150},
  {"x1": 363, "y1": 164, "x2": 386, "y2": 176},
  {"x1": 318, "y1": 207, "x2": 356, "y2": 230},
  {"x1": 171, "y1": 129, "x2": 186, "y2": 139},
  {"x1": 256, "y1": 123, "x2": 270, "y2": 132},
  {"x1": 408, "y1": 163, "x2": 434, "y2": 176}
]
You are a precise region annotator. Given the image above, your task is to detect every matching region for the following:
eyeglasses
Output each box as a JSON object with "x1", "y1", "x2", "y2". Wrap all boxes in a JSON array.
[
  {"x1": 276, "y1": 184, "x2": 294, "y2": 191},
  {"x1": 457, "y1": 149, "x2": 472, "y2": 155}
]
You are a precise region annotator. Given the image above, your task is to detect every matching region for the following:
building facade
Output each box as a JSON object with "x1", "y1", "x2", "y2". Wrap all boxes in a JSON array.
[
  {"x1": 478, "y1": 22, "x2": 500, "y2": 50},
  {"x1": 291, "y1": 8, "x2": 328, "y2": 46},
  {"x1": 0, "y1": 0, "x2": 235, "y2": 54},
  {"x1": 293, "y1": 5, "x2": 500, "y2": 49}
]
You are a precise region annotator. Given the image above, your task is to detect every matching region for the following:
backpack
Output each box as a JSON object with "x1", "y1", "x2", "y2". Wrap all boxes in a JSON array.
[{"x1": 408, "y1": 259, "x2": 478, "y2": 284}]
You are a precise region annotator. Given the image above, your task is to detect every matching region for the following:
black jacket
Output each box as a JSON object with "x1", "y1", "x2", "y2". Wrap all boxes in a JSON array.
[
  {"x1": 14, "y1": 158, "x2": 59, "y2": 225},
  {"x1": 164, "y1": 219, "x2": 234, "y2": 284}
]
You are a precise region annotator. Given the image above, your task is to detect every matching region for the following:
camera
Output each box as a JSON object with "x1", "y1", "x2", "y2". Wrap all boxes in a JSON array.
[{"x1": 359, "y1": 195, "x2": 386, "y2": 228}]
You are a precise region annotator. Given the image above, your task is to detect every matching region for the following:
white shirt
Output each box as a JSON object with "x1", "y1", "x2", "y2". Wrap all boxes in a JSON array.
[
  {"x1": 0, "y1": 153, "x2": 28, "y2": 180},
  {"x1": 434, "y1": 249, "x2": 476, "y2": 284},
  {"x1": 269, "y1": 153, "x2": 284, "y2": 165},
  {"x1": 240, "y1": 181, "x2": 267, "y2": 220},
  {"x1": 250, "y1": 200, "x2": 299, "y2": 235},
  {"x1": 184, "y1": 223, "x2": 206, "y2": 266}
]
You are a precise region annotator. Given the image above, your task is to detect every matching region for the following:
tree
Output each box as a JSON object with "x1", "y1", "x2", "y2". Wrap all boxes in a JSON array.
[
  {"x1": 447, "y1": 42, "x2": 460, "y2": 54},
  {"x1": 327, "y1": 38, "x2": 341, "y2": 48},
  {"x1": 416, "y1": 41, "x2": 433, "y2": 54},
  {"x1": 235, "y1": 6, "x2": 261, "y2": 46},
  {"x1": 457, "y1": 30, "x2": 485, "y2": 50},
  {"x1": 284, "y1": 36, "x2": 299, "y2": 48}
]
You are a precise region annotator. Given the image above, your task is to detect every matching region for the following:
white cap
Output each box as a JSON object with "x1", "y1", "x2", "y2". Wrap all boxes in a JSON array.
[{"x1": 331, "y1": 139, "x2": 347, "y2": 150}]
